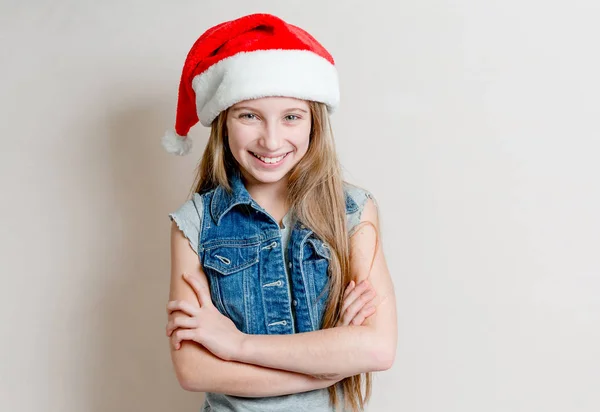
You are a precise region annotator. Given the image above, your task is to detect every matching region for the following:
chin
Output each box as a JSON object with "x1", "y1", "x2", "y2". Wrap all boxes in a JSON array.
[{"x1": 247, "y1": 169, "x2": 290, "y2": 185}]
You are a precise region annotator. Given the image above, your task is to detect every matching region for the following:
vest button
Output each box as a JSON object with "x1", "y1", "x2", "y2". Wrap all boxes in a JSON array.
[
  {"x1": 288, "y1": 262, "x2": 292, "y2": 269},
  {"x1": 293, "y1": 300, "x2": 298, "y2": 306}
]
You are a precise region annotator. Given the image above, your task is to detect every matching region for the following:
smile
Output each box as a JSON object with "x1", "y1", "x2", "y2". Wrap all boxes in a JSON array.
[{"x1": 251, "y1": 151, "x2": 290, "y2": 164}]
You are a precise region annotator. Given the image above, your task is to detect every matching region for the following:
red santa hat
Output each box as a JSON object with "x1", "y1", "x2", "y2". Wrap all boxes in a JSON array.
[{"x1": 162, "y1": 13, "x2": 340, "y2": 155}]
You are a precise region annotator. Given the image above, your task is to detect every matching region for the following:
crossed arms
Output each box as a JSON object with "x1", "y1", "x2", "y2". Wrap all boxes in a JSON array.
[{"x1": 166, "y1": 199, "x2": 397, "y2": 396}]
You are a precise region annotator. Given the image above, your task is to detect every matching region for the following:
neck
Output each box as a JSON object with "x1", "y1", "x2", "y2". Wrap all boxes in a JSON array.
[{"x1": 242, "y1": 174, "x2": 290, "y2": 224}]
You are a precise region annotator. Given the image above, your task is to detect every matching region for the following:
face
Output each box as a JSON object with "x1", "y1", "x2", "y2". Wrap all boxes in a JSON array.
[{"x1": 225, "y1": 97, "x2": 312, "y2": 188}]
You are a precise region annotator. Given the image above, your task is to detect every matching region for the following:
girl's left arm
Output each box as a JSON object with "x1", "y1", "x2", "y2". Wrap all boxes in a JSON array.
[
  {"x1": 172, "y1": 199, "x2": 397, "y2": 379},
  {"x1": 235, "y1": 198, "x2": 397, "y2": 378}
]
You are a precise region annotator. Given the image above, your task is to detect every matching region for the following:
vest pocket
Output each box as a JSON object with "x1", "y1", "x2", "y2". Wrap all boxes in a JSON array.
[
  {"x1": 203, "y1": 244, "x2": 260, "y2": 333},
  {"x1": 204, "y1": 244, "x2": 260, "y2": 275}
]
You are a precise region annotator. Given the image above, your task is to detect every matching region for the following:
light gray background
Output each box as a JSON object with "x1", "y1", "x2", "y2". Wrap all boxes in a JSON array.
[{"x1": 1, "y1": 1, "x2": 599, "y2": 411}]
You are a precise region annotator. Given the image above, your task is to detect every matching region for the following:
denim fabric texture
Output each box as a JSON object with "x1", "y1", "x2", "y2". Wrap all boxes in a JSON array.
[{"x1": 169, "y1": 172, "x2": 372, "y2": 411}]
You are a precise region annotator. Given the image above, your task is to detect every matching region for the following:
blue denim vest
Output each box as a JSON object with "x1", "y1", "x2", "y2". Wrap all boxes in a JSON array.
[
  {"x1": 169, "y1": 175, "x2": 372, "y2": 411},
  {"x1": 197, "y1": 173, "x2": 360, "y2": 335}
]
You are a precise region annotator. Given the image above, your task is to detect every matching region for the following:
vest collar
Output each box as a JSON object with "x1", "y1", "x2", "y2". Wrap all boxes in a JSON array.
[
  {"x1": 210, "y1": 172, "x2": 358, "y2": 225},
  {"x1": 210, "y1": 172, "x2": 254, "y2": 225}
]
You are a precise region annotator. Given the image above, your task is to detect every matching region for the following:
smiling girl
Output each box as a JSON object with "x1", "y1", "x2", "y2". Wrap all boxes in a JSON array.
[{"x1": 162, "y1": 13, "x2": 397, "y2": 412}]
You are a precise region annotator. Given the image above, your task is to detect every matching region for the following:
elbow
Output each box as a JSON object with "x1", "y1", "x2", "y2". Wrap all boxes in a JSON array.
[
  {"x1": 174, "y1": 364, "x2": 203, "y2": 392},
  {"x1": 171, "y1": 348, "x2": 207, "y2": 392},
  {"x1": 178, "y1": 374, "x2": 201, "y2": 392},
  {"x1": 371, "y1": 341, "x2": 396, "y2": 371}
]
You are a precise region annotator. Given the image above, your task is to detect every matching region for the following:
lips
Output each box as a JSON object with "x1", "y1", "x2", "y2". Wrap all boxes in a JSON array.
[{"x1": 251, "y1": 151, "x2": 289, "y2": 164}]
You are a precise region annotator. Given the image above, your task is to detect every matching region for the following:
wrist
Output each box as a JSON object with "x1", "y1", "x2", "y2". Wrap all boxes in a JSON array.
[{"x1": 234, "y1": 332, "x2": 251, "y2": 363}]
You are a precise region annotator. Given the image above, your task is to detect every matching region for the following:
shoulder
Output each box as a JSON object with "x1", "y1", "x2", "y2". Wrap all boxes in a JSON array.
[
  {"x1": 343, "y1": 183, "x2": 375, "y2": 211},
  {"x1": 172, "y1": 192, "x2": 204, "y2": 215},
  {"x1": 343, "y1": 182, "x2": 377, "y2": 235},
  {"x1": 168, "y1": 193, "x2": 205, "y2": 254}
]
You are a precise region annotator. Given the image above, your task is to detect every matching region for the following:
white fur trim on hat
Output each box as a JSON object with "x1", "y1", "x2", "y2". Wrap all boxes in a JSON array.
[
  {"x1": 191, "y1": 49, "x2": 339, "y2": 127},
  {"x1": 162, "y1": 129, "x2": 193, "y2": 156}
]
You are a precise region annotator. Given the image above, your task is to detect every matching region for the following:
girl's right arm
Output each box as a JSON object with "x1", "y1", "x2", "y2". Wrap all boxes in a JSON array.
[{"x1": 167, "y1": 222, "x2": 340, "y2": 396}]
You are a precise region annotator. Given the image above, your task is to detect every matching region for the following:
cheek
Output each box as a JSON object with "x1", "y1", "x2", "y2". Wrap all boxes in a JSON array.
[
  {"x1": 226, "y1": 128, "x2": 252, "y2": 154},
  {"x1": 227, "y1": 136, "x2": 241, "y2": 154},
  {"x1": 299, "y1": 139, "x2": 310, "y2": 154},
  {"x1": 296, "y1": 128, "x2": 311, "y2": 153},
  {"x1": 225, "y1": 119, "x2": 244, "y2": 150},
  {"x1": 225, "y1": 135, "x2": 248, "y2": 166}
]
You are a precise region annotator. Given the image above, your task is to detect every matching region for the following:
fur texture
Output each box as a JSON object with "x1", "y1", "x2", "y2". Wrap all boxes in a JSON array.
[
  {"x1": 162, "y1": 129, "x2": 193, "y2": 156},
  {"x1": 192, "y1": 49, "x2": 339, "y2": 127}
]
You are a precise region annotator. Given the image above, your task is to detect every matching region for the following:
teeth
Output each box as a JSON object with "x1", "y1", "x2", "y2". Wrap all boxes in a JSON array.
[{"x1": 253, "y1": 152, "x2": 286, "y2": 164}]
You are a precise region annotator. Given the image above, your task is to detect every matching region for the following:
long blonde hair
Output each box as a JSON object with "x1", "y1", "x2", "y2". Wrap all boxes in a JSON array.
[{"x1": 191, "y1": 101, "x2": 372, "y2": 411}]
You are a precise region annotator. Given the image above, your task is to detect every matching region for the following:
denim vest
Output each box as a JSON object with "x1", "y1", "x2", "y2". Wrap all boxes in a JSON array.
[
  {"x1": 169, "y1": 175, "x2": 372, "y2": 411},
  {"x1": 198, "y1": 173, "x2": 361, "y2": 335}
]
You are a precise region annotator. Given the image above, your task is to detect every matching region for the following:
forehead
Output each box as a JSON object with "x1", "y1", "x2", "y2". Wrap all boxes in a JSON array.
[{"x1": 230, "y1": 96, "x2": 310, "y2": 111}]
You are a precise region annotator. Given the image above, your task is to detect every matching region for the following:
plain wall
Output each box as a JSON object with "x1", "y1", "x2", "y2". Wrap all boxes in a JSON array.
[{"x1": 1, "y1": 0, "x2": 599, "y2": 411}]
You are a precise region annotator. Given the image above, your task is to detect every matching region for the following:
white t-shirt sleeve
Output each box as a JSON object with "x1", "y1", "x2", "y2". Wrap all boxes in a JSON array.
[
  {"x1": 345, "y1": 184, "x2": 376, "y2": 236},
  {"x1": 168, "y1": 193, "x2": 203, "y2": 255}
]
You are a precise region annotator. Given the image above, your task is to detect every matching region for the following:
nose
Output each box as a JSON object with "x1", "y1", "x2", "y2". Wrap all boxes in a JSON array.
[{"x1": 258, "y1": 123, "x2": 282, "y2": 152}]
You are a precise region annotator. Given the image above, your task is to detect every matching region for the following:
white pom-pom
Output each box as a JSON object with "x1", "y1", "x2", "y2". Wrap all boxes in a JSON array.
[{"x1": 162, "y1": 129, "x2": 193, "y2": 156}]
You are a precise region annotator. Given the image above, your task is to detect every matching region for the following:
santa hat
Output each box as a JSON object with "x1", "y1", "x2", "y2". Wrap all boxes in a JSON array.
[{"x1": 162, "y1": 13, "x2": 340, "y2": 155}]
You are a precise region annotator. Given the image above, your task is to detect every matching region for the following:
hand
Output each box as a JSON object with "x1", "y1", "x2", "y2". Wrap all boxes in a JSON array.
[
  {"x1": 166, "y1": 273, "x2": 244, "y2": 361},
  {"x1": 336, "y1": 279, "x2": 377, "y2": 327}
]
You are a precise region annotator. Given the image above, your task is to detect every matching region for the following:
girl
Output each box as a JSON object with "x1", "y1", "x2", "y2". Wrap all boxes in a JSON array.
[{"x1": 163, "y1": 13, "x2": 397, "y2": 412}]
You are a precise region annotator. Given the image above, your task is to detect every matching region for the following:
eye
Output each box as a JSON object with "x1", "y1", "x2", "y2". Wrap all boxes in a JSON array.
[
  {"x1": 239, "y1": 113, "x2": 258, "y2": 120},
  {"x1": 284, "y1": 114, "x2": 300, "y2": 121}
]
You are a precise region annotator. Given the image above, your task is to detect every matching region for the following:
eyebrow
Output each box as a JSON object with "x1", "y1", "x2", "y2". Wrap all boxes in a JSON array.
[{"x1": 230, "y1": 106, "x2": 309, "y2": 114}]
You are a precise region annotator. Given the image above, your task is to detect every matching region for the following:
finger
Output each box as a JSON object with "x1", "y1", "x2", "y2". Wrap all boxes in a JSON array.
[
  {"x1": 169, "y1": 334, "x2": 178, "y2": 350},
  {"x1": 170, "y1": 334, "x2": 183, "y2": 351},
  {"x1": 340, "y1": 295, "x2": 377, "y2": 327},
  {"x1": 342, "y1": 279, "x2": 371, "y2": 309},
  {"x1": 166, "y1": 315, "x2": 198, "y2": 336},
  {"x1": 166, "y1": 300, "x2": 200, "y2": 317},
  {"x1": 172, "y1": 329, "x2": 196, "y2": 350},
  {"x1": 338, "y1": 310, "x2": 352, "y2": 327},
  {"x1": 340, "y1": 279, "x2": 372, "y2": 314},
  {"x1": 341, "y1": 289, "x2": 376, "y2": 325},
  {"x1": 182, "y1": 273, "x2": 213, "y2": 308},
  {"x1": 339, "y1": 287, "x2": 373, "y2": 326},
  {"x1": 343, "y1": 280, "x2": 356, "y2": 299},
  {"x1": 350, "y1": 304, "x2": 376, "y2": 326}
]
